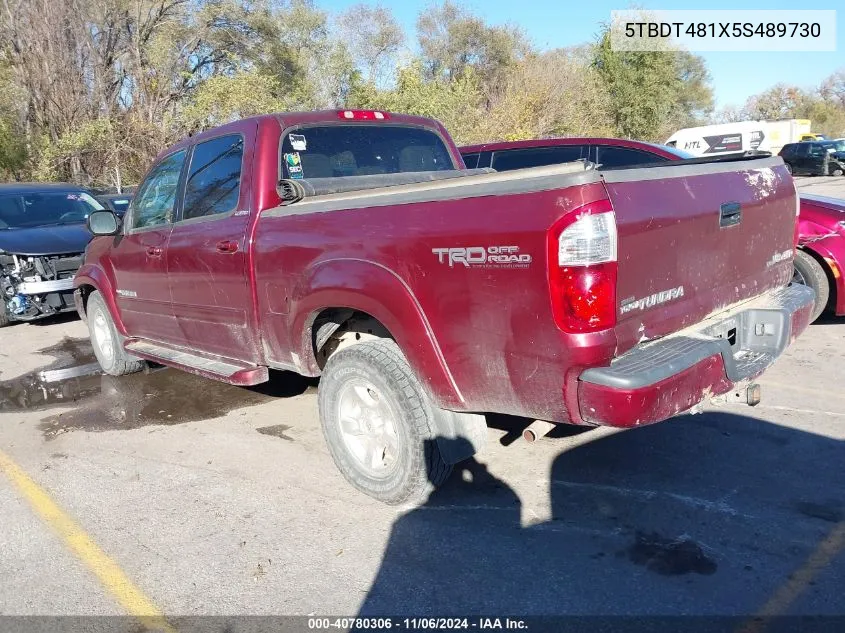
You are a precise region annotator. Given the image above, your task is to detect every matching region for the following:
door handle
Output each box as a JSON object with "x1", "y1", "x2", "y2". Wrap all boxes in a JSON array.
[
  {"x1": 216, "y1": 240, "x2": 240, "y2": 254},
  {"x1": 719, "y1": 202, "x2": 742, "y2": 228},
  {"x1": 146, "y1": 246, "x2": 163, "y2": 257}
]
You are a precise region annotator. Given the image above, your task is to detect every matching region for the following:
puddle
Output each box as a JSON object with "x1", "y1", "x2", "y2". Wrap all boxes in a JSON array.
[
  {"x1": 0, "y1": 337, "x2": 317, "y2": 439},
  {"x1": 625, "y1": 531, "x2": 717, "y2": 576}
]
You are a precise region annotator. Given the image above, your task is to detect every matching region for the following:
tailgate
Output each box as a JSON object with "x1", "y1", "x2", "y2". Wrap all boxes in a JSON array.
[{"x1": 603, "y1": 156, "x2": 797, "y2": 354}]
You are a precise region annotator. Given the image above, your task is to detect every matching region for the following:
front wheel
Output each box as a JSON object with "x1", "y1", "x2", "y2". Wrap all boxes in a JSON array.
[
  {"x1": 318, "y1": 339, "x2": 452, "y2": 505},
  {"x1": 829, "y1": 164, "x2": 844, "y2": 177},
  {"x1": 86, "y1": 291, "x2": 145, "y2": 376},
  {"x1": 792, "y1": 250, "x2": 830, "y2": 322}
]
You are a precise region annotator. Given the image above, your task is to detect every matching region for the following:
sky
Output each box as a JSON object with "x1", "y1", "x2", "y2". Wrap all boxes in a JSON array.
[{"x1": 321, "y1": 0, "x2": 843, "y2": 109}]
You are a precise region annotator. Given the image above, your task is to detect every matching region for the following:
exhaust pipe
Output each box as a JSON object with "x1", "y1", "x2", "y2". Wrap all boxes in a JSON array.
[{"x1": 522, "y1": 420, "x2": 558, "y2": 443}]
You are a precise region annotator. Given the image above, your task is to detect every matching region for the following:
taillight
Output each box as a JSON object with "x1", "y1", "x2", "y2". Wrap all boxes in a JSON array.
[
  {"x1": 338, "y1": 110, "x2": 389, "y2": 120},
  {"x1": 547, "y1": 203, "x2": 618, "y2": 333}
]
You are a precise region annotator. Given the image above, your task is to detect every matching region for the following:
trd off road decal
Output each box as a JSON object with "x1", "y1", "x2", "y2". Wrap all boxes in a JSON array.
[{"x1": 432, "y1": 246, "x2": 532, "y2": 269}]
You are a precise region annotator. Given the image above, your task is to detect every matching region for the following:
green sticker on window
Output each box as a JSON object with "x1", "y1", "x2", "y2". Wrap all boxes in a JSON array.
[{"x1": 284, "y1": 152, "x2": 303, "y2": 179}]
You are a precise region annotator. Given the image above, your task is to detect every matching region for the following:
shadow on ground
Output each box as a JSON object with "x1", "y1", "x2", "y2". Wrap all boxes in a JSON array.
[{"x1": 357, "y1": 413, "x2": 844, "y2": 623}]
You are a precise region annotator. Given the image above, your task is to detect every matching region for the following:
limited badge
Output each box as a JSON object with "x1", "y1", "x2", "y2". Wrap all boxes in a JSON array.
[
  {"x1": 284, "y1": 152, "x2": 303, "y2": 179},
  {"x1": 289, "y1": 134, "x2": 307, "y2": 151}
]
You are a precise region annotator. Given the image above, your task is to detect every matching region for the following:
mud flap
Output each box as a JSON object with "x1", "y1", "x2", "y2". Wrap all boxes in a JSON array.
[{"x1": 431, "y1": 408, "x2": 488, "y2": 465}]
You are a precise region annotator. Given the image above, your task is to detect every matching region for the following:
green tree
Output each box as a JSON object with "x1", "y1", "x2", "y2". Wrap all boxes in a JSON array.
[
  {"x1": 350, "y1": 61, "x2": 484, "y2": 145},
  {"x1": 416, "y1": 1, "x2": 529, "y2": 88},
  {"x1": 592, "y1": 26, "x2": 713, "y2": 141},
  {"x1": 337, "y1": 4, "x2": 404, "y2": 87}
]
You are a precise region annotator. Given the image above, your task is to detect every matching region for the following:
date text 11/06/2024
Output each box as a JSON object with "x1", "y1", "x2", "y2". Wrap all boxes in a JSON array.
[{"x1": 307, "y1": 617, "x2": 528, "y2": 630}]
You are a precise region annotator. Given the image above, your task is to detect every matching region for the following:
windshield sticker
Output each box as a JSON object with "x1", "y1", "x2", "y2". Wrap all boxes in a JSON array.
[
  {"x1": 289, "y1": 134, "x2": 307, "y2": 151},
  {"x1": 284, "y1": 152, "x2": 304, "y2": 179},
  {"x1": 66, "y1": 193, "x2": 80, "y2": 200}
]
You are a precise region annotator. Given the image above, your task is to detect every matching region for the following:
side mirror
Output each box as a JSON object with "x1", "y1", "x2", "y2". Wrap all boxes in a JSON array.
[{"x1": 87, "y1": 210, "x2": 120, "y2": 236}]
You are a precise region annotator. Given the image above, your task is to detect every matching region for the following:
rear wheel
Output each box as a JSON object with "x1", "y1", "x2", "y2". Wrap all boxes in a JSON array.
[
  {"x1": 784, "y1": 163, "x2": 793, "y2": 175},
  {"x1": 0, "y1": 307, "x2": 10, "y2": 328},
  {"x1": 87, "y1": 291, "x2": 145, "y2": 376},
  {"x1": 792, "y1": 250, "x2": 829, "y2": 322},
  {"x1": 318, "y1": 339, "x2": 451, "y2": 505}
]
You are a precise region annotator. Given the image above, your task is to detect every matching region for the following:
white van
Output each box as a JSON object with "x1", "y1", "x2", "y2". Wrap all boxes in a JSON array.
[{"x1": 665, "y1": 119, "x2": 812, "y2": 157}]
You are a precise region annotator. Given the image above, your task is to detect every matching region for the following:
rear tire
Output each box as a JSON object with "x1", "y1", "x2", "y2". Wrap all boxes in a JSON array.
[
  {"x1": 0, "y1": 307, "x2": 10, "y2": 328},
  {"x1": 792, "y1": 250, "x2": 829, "y2": 322},
  {"x1": 86, "y1": 291, "x2": 145, "y2": 376},
  {"x1": 318, "y1": 339, "x2": 452, "y2": 505},
  {"x1": 784, "y1": 163, "x2": 793, "y2": 175}
]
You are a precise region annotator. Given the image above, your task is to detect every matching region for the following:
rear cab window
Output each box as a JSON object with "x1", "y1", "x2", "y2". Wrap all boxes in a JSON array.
[{"x1": 280, "y1": 125, "x2": 456, "y2": 179}]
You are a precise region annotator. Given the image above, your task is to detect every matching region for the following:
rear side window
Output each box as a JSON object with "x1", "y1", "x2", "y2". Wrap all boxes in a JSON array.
[
  {"x1": 596, "y1": 146, "x2": 668, "y2": 168},
  {"x1": 461, "y1": 152, "x2": 480, "y2": 169},
  {"x1": 780, "y1": 144, "x2": 795, "y2": 156},
  {"x1": 280, "y1": 125, "x2": 454, "y2": 179},
  {"x1": 490, "y1": 145, "x2": 583, "y2": 172},
  {"x1": 183, "y1": 135, "x2": 244, "y2": 220}
]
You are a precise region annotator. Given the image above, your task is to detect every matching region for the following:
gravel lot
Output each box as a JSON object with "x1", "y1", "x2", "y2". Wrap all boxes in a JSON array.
[{"x1": 0, "y1": 177, "x2": 843, "y2": 629}]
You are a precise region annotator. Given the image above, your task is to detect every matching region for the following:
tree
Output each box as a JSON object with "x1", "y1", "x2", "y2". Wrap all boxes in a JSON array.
[
  {"x1": 744, "y1": 84, "x2": 811, "y2": 120},
  {"x1": 350, "y1": 61, "x2": 484, "y2": 145},
  {"x1": 337, "y1": 4, "x2": 403, "y2": 87},
  {"x1": 592, "y1": 26, "x2": 714, "y2": 141},
  {"x1": 476, "y1": 50, "x2": 615, "y2": 142},
  {"x1": 416, "y1": 0, "x2": 529, "y2": 89}
]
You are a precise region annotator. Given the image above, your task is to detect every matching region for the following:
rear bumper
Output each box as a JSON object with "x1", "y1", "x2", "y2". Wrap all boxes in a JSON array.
[{"x1": 577, "y1": 284, "x2": 815, "y2": 427}]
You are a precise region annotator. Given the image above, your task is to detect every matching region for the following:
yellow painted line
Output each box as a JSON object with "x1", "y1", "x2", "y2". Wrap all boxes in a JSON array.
[
  {"x1": 0, "y1": 449, "x2": 175, "y2": 633},
  {"x1": 737, "y1": 521, "x2": 845, "y2": 633}
]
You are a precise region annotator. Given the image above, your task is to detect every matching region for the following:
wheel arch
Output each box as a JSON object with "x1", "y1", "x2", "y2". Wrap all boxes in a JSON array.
[
  {"x1": 288, "y1": 258, "x2": 464, "y2": 409},
  {"x1": 799, "y1": 243, "x2": 844, "y2": 315},
  {"x1": 73, "y1": 266, "x2": 128, "y2": 335}
]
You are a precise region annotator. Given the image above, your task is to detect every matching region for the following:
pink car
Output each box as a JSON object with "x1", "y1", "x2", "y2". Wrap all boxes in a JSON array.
[
  {"x1": 795, "y1": 194, "x2": 845, "y2": 320},
  {"x1": 461, "y1": 138, "x2": 845, "y2": 321}
]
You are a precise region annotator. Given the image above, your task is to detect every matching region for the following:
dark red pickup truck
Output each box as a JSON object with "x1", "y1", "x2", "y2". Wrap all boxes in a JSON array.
[{"x1": 76, "y1": 110, "x2": 814, "y2": 504}]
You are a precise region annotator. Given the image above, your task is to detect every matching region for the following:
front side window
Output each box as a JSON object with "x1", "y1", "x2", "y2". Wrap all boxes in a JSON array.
[
  {"x1": 129, "y1": 150, "x2": 187, "y2": 230},
  {"x1": 280, "y1": 125, "x2": 455, "y2": 179},
  {"x1": 0, "y1": 191, "x2": 103, "y2": 229},
  {"x1": 490, "y1": 145, "x2": 584, "y2": 172},
  {"x1": 183, "y1": 135, "x2": 244, "y2": 221},
  {"x1": 808, "y1": 144, "x2": 826, "y2": 158}
]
